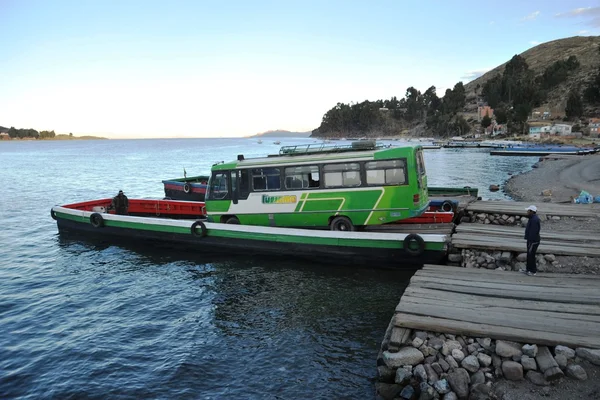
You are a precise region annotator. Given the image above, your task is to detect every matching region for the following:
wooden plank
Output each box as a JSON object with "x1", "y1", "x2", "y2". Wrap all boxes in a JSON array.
[
  {"x1": 455, "y1": 224, "x2": 600, "y2": 243},
  {"x1": 422, "y1": 264, "x2": 600, "y2": 280},
  {"x1": 415, "y1": 270, "x2": 600, "y2": 288},
  {"x1": 394, "y1": 313, "x2": 600, "y2": 349},
  {"x1": 465, "y1": 201, "x2": 600, "y2": 218},
  {"x1": 396, "y1": 302, "x2": 600, "y2": 337},
  {"x1": 450, "y1": 238, "x2": 600, "y2": 257},
  {"x1": 452, "y1": 233, "x2": 600, "y2": 249},
  {"x1": 410, "y1": 281, "x2": 600, "y2": 304},
  {"x1": 399, "y1": 296, "x2": 600, "y2": 323},
  {"x1": 409, "y1": 275, "x2": 600, "y2": 299},
  {"x1": 402, "y1": 286, "x2": 600, "y2": 315}
]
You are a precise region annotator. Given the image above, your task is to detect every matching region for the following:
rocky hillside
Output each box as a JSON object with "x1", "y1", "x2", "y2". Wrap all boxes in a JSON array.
[{"x1": 464, "y1": 36, "x2": 600, "y2": 115}]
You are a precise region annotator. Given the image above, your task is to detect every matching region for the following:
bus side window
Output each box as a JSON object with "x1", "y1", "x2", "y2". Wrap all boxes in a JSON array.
[
  {"x1": 239, "y1": 169, "x2": 250, "y2": 199},
  {"x1": 252, "y1": 168, "x2": 281, "y2": 191},
  {"x1": 365, "y1": 159, "x2": 407, "y2": 185},
  {"x1": 323, "y1": 163, "x2": 361, "y2": 188},
  {"x1": 284, "y1": 165, "x2": 319, "y2": 189}
]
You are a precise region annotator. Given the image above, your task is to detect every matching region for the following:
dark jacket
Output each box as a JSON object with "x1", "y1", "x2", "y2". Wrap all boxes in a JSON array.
[
  {"x1": 524, "y1": 214, "x2": 541, "y2": 242},
  {"x1": 111, "y1": 194, "x2": 129, "y2": 215}
]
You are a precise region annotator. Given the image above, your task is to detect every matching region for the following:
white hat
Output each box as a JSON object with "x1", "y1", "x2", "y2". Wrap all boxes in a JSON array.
[{"x1": 527, "y1": 205, "x2": 537, "y2": 212}]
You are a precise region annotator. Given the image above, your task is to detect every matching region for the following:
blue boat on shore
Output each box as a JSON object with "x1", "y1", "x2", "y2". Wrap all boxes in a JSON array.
[{"x1": 490, "y1": 144, "x2": 599, "y2": 156}]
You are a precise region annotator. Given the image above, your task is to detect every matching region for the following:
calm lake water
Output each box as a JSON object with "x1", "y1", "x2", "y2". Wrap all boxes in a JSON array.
[{"x1": 0, "y1": 138, "x2": 534, "y2": 399}]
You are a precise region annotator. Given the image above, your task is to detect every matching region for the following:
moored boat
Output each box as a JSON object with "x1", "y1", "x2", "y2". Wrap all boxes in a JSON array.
[
  {"x1": 490, "y1": 144, "x2": 599, "y2": 156},
  {"x1": 50, "y1": 198, "x2": 449, "y2": 267},
  {"x1": 162, "y1": 175, "x2": 210, "y2": 201}
]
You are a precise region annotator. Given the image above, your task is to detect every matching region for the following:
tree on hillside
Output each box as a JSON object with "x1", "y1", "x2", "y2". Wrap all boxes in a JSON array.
[
  {"x1": 481, "y1": 114, "x2": 492, "y2": 129},
  {"x1": 584, "y1": 66, "x2": 600, "y2": 104},
  {"x1": 494, "y1": 107, "x2": 508, "y2": 125},
  {"x1": 565, "y1": 90, "x2": 583, "y2": 119}
]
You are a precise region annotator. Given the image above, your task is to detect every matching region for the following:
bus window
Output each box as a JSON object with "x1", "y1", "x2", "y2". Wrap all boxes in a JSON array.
[
  {"x1": 252, "y1": 168, "x2": 281, "y2": 191},
  {"x1": 416, "y1": 150, "x2": 426, "y2": 175},
  {"x1": 239, "y1": 169, "x2": 250, "y2": 199},
  {"x1": 284, "y1": 165, "x2": 319, "y2": 189},
  {"x1": 323, "y1": 163, "x2": 361, "y2": 188},
  {"x1": 365, "y1": 159, "x2": 407, "y2": 185},
  {"x1": 208, "y1": 172, "x2": 230, "y2": 200}
]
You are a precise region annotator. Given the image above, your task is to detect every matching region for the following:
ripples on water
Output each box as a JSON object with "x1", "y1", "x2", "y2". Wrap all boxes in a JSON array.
[{"x1": 0, "y1": 139, "x2": 534, "y2": 399}]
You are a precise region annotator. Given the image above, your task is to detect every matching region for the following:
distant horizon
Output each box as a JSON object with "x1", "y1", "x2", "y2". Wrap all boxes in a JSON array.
[{"x1": 1, "y1": 2, "x2": 598, "y2": 138}]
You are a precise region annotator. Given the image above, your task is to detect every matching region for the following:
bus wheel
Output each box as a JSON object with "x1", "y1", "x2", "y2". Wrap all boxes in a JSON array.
[
  {"x1": 404, "y1": 233, "x2": 425, "y2": 256},
  {"x1": 330, "y1": 216, "x2": 355, "y2": 231},
  {"x1": 225, "y1": 216, "x2": 240, "y2": 224}
]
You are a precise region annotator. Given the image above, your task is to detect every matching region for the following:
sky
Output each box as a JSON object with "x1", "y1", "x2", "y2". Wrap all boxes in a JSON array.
[{"x1": 1, "y1": 1, "x2": 599, "y2": 138}]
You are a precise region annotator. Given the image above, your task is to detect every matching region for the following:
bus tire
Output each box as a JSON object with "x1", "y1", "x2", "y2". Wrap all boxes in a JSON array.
[
  {"x1": 183, "y1": 183, "x2": 191, "y2": 194},
  {"x1": 90, "y1": 213, "x2": 104, "y2": 228},
  {"x1": 51, "y1": 209, "x2": 57, "y2": 220},
  {"x1": 225, "y1": 216, "x2": 240, "y2": 224},
  {"x1": 441, "y1": 200, "x2": 454, "y2": 212},
  {"x1": 191, "y1": 220, "x2": 207, "y2": 237},
  {"x1": 404, "y1": 233, "x2": 425, "y2": 256},
  {"x1": 330, "y1": 216, "x2": 355, "y2": 231}
]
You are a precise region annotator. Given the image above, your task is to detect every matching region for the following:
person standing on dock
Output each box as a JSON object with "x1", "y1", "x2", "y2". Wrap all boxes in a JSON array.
[{"x1": 523, "y1": 205, "x2": 541, "y2": 276}]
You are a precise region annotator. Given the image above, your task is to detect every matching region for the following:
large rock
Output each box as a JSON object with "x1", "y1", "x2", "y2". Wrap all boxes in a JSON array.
[
  {"x1": 469, "y1": 383, "x2": 491, "y2": 400},
  {"x1": 471, "y1": 370, "x2": 485, "y2": 385},
  {"x1": 414, "y1": 364, "x2": 428, "y2": 382},
  {"x1": 535, "y1": 346, "x2": 565, "y2": 380},
  {"x1": 566, "y1": 364, "x2": 588, "y2": 381},
  {"x1": 428, "y1": 336, "x2": 445, "y2": 350},
  {"x1": 516, "y1": 253, "x2": 527, "y2": 262},
  {"x1": 419, "y1": 382, "x2": 436, "y2": 400},
  {"x1": 502, "y1": 361, "x2": 523, "y2": 381},
  {"x1": 554, "y1": 354, "x2": 568, "y2": 369},
  {"x1": 526, "y1": 370, "x2": 549, "y2": 386},
  {"x1": 412, "y1": 337, "x2": 424, "y2": 348},
  {"x1": 461, "y1": 355, "x2": 480, "y2": 373},
  {"x1": 444, "y1": 392, "x2": 458, "y2": 400},
  {"x1": 476, "y1": 353, "x2": 492, "y2": 368},
  {"x1": 433, "y1": 379, "x2": 451, "y2": 394},
  {"x1": 522, "y1": 344, "x2": 538, "y2": 357},
  {"x1": 395, "y1": 368, "x2": 412, "y2": 385},
  {"x1": 399, "y1": 384, "x2": 414, "y2": 400},
  {"x1": 375, "y1": 382, "x2": 403, "y2": 400},
  {"x1": 445, "y1": 355, "x2": 459, "y2": 369},
  {"x1": 442, "y1": 340, "x2": 463, "y2": 356},
  {"x1": 424, "y1": 363, "x2": 439, "y2": 384},
  {"x1": 496, "y1": 341, "x2": 522, "y2": 358},
  {"x1": 447, "y1": 368, "x2": 470, "y2": 399},
  {"x1": 576, "y1": 348, "x2": 600, "y2": 365},
  {"x1": 521, "y1": 355, "x2": 537, "y2": 371},
  {"x1": 554, "y1": 345, "x2": 575, "y2": 359},
  {"x1": 452, "y1": 349, "x2": 465, "y2": 362},
  {"x1": 383, "y1": 347, "x2": 424, "y2": 368}
]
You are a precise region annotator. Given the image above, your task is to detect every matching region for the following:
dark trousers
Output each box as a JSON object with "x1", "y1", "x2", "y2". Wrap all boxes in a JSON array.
[{"x1": 527, "y1": 241, "x2": 540, "y2": 273}]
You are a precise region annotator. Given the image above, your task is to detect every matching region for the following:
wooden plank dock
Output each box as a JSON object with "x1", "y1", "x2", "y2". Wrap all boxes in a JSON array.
[
  {"x1": 452, "y1": 223, "x2": 600, "y2": 257},
  {"x1": 466, "y1": 200, "x2": 600, "y2": 218},
  {"x1": 394, "y1": 265, "x2": 600, "y2": 349}
]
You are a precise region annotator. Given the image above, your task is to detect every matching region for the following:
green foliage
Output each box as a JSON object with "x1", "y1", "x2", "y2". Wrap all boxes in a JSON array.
[
  {"x1": 565, "y1": 90, "x2": 583, "y2": 119},
  {"x1": 584, "y1": 66, "x2": 600, "y2": 104},
  {"x1": 481, "y1": 114, "x2": 492, "y2": 129},
  {"x1": 538, "y1": 56, "x2": 579, "y2": 90},
  {"x1": 494, "y1": 107, "x2": 508, "y2": 124},
  {"x1": 8, "y1": 126, "x2": 39, "y2": 139},
  {"x1": 39, "y1": 130, "x2": 56, "y2": 139}
]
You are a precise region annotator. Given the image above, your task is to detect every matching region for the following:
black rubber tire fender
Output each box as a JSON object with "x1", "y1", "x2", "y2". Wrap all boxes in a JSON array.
[
  {"x1": 329, "y1": 216, "x2": 355, "y2": 231},
  {"x1": 441, "y1": 200, "x2": 454, "y2": 212},
  {"x1": 191, "y1": 220, "x2": 207, "y2": 237},
  {"x1": 183, "y1": 183, "x2": 191, "y2": 194},
  {"x1": 90, "y1": 212, "x2": 105, "y2": 228},
  {"x1": 51, "y1": 208, "x2": 57, "y2": 220},
  {"x1": 404, "y1": 233, "x2": 425, "y2": 256}
]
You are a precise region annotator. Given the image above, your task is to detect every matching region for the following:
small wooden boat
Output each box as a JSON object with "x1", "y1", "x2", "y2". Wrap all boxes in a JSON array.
[{"x1": 428, "y1": 186, "x2": 479, "y2": 198}]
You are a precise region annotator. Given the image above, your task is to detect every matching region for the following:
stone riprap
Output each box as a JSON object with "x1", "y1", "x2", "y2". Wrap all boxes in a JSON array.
[
  {"x1": 448, "y1": 249, "x2": 560, "y2": 271},
  {"x1": 376, "y1": 328, "x2": 593, "y2": 400},
  {"x1": 461, "y1": 211, "x2": 562, "y2": 226}
]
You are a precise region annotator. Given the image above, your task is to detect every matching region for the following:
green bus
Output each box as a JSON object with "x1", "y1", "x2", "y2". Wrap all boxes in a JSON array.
[{"x1": 204, "y1": 142, "x2": 428, "y2": 231}]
